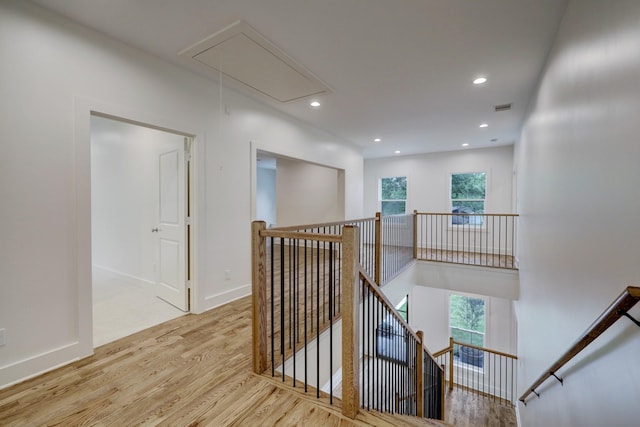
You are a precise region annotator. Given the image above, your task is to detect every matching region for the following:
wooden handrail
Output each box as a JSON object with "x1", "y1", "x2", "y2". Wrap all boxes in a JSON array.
[
  {"x1": 358, "y1": 266, "x2": 442, "y2": 366},
  {"x1": 432, "y1": 340, "x2": 518, "y2": 360},
  {"x1": 414, "y1": 212, "x2": 519, "y2": 217},
  {"x1": 269, "y1": 216, "x2": 377, "y2": 231},
  {"x1": 259, "y1": 229, "x2": 343, "y2": 242},
  {"x1": 519, "y1": 286, "x2": 640, "y2": 404}
]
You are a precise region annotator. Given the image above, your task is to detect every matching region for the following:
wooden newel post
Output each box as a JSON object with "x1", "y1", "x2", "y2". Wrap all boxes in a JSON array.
[
  {"x1": 416, "y1": 330, "x2": 425, "y2": 418},
  {"x1": 341, "y1": 225, "x2": 360, "y2": 418},
  {"x1": 448, "y1": 336, "x2": 454, "y2": 391},
  {"x1": 374, "y1": 212, "x2": 382, "y2": 285},
  {"x1": 251, "y1": 221, "x2": 268, "y2": 374}
]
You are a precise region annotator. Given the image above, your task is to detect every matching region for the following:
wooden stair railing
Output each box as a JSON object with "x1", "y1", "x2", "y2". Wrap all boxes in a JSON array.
[
  {"x1": 356, "y1": 263, "x2": 445, "y2": 420},
  {"x1": 251, "y1": 222, "x2": 444, "y2": 421},
  {"x1": 519, "y1": 286, "x2": 640, "y2": 404},
  {"x1": 433, "y1": 337, "x2": 518, "y2": 406}
]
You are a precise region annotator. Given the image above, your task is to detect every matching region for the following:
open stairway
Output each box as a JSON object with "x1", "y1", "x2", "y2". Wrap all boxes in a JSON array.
[{"x1": 251, "y1": 213, "x2": 520, "y2": 425}]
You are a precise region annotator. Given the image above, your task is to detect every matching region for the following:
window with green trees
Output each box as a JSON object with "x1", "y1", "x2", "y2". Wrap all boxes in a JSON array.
[
  {"x1": 449, "y1": 293, "x2": 485, "y2": 347},
  {"x1": 380, "y1": 176, "x2": 407, "y2": 215},
  {"x1": 450, "y1": 172, "x2": 486, "y2": 224}
]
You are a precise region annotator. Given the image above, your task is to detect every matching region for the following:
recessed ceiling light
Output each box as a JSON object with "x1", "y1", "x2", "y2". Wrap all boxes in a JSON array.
[
  {"x1": 394, "y1": 150, "x2": 401, "y2": 154},
  {"x1": 473, "y1": 77, "x2": 487, "y2": 85},
  {"x1": 374, "y1": 138, "x2": 381, "y2": 142},
  {"x1": 462, "y1": 143, "x2": 469, "y2": 147},
  {"x1": 479, "y1": 123, "x2": 488, "y2": 128},
  {"x1": 310, "y1": 101, "x2": 321, "y2": 107}
]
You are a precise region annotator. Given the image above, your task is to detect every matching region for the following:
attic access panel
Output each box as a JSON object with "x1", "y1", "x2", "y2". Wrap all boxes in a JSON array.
[{"x1": 180, "y1": 20, "x2": 331, "y2": 103}]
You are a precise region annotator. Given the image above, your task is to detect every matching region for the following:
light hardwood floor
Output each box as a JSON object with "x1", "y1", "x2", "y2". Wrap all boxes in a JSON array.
[
  {"x1": 444, "y1": 388, "x2": 516, "y2": 427},
  {"x1": 0, "y1": 296, "x2": 450, "y2": 426},
  {"x1": 416, "y1": 248, "x2": 517, "y2": 270}
]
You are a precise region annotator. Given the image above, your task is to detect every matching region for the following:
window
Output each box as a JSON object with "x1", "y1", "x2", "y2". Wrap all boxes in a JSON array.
[
  {"x1": 396, "y1": 295, "x2": 408, "y2": 322},
  {"x1": 380, "y1": 176, "x2": 407, "y2": 215},
  {"x1": 449, "y1": 293, "x2": 485, "y2": 348},
  {"x1": 450, "y1": 172, "x2": 486, "y2": 225}
]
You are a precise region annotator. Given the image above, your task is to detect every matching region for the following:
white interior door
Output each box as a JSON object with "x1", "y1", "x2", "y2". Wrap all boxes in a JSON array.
[{"x1": 155, "y1": 140, "x2": 188, "y2": 311}]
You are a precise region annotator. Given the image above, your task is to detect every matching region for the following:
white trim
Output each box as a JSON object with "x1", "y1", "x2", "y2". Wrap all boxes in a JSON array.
[
  {"x1": 92, "y1": 265, "x2": 155, "y2": 287},
  {"x1": 203, "y1": 284, "x2": 251, "y2": 311},
  {"x1": 447, "y1": 290, "x2": 490, "y2": 347},
  {"x1": 378, "y1": 175, "x2": 408, "y2": 215},
  {"x1": 249, "y1": 140, "x2": 349, "y2": 222},
  {"x1": 74, "y1": 96, "x2": 205, "y2": 362},
  {"x1": 0, "y1": 342, "x2": 81, "y2": 389},
  {"x1": 448, "y1": 170, "x2": 490, "y2": 213}
]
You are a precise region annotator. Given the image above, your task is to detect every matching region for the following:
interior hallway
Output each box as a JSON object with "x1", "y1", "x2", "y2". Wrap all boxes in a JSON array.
[{"x1": 0, "y1": 296, "x2": 448, "y2": 426}]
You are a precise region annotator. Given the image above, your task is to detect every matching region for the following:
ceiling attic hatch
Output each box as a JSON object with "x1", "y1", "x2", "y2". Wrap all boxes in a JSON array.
[{"x1": 179, "y1": 20, "x2": 331, "y2": 103}]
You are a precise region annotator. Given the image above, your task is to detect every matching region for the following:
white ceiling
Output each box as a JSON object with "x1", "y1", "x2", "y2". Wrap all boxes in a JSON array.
[{"x1": 29, "y1": 0, "x2": 568, "y2": 158}]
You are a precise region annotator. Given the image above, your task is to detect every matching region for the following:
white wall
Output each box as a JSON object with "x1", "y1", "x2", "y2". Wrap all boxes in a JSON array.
[
  {"x1": 516, "y1": 1, "x2": 640, "y2": 425},
  {"x1": 0, "y1": 0, "x2": 363, "y2": 388},
  {"x1": 363, "y1": 145, "x2": 514, "y2": 216},
  {"x1": 256, "y1": 167, "x2": 276, "y2": 228},
  {"x1": 91, "y1": 115, "x2": 184, "y2": 283},
  {"x1": 275, "y1": 158, "x2": 344, "y2": 227},
  {"x1": 388, "y1": 264, "x2": 518, "y2": 354},
  {"x1": 408, "y1": 287, "x2": 516, "y2": 356}
]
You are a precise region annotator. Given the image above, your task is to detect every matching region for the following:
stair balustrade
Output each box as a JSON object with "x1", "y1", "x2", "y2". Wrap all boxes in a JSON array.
[
  {"x1": 251, "y1": 210, "x2": 518, "y2": 421},
  {"x1": 433, "y1": 337, "x2": 518, "y2": 406}
]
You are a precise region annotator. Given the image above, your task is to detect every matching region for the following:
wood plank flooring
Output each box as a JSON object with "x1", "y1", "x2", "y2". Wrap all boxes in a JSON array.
[
  {"x1": 0, "y1": 296, "x2": 449, "y2": 426},
  {"x1": 444, "y1": 387, "x2": 516, "y2": 427},
  {"x1": 416, "y1": 248, "x2": 517, "y2": 270}
]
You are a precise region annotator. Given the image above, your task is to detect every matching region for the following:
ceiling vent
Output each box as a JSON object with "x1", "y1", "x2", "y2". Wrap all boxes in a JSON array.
[
  {"x1": 179, "y1": 21, "x2": 331, "y2": 103},
  {"x1": 494, "y1": 103, "x2": 513, "y2": 112}
]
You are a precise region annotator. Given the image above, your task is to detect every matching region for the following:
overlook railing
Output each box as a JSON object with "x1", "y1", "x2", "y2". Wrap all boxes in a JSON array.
[
  {"x1": 251, "y1": 210, "x2": 518, "y2": 420},
  {"x1": 251, "y1": 222, "x2": 443, "y2": 420},
  {"x1": 268, "y1": 217, "x2": 378, "y2": 282},
  {"x1": 415, "y1": 212, "x2": 518, "y2": 269},
  {"x1": 434, "y1": 337, "x2": 518, "y2": 406}
]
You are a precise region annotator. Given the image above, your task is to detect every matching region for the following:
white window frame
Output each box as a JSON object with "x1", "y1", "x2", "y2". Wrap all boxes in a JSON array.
[
  {"x1": 449, "y1": 171, "x2": 487, "y2": 228},
  {"x1": 447, "y1": 291, "x2": 488, "y2": 349},
  {"x1": 379, "y1": 176, "x2": 407, "y2": 215}
]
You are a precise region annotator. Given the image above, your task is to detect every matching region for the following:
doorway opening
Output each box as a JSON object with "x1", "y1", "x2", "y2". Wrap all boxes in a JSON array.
[
  {"x1": 90, "y1": 114, "x2": 192, "y2": 347},
  {"x1": 255, "y1": 150, "x2": 346, "y2": 227}
]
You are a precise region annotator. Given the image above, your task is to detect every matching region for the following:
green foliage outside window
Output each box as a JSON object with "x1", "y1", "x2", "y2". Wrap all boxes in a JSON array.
[
  {"x1": 450, "y1": 294, "x2": 485, "y2": 347},
  {"x1": 451, "y1": 172, "x2": 486, "y2": 214},
  {"x1": 380, "y1": 176, "x2": 407, "y2": 215}
]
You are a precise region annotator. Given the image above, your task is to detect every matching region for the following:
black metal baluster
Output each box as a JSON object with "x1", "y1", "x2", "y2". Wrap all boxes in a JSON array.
[
  {"x1": 289, "y1": 241, "x2": 293, "y2": 350},
  {"x1": 304, "y1": 240, "x2": 308, "y2": 392},
  {"x1": 280, "y1": 238, "x2": 285, "y2": 382},
  {"x1": 292, "y1": 239, "x2": 297, "y2": 387},
  {"x1": 316, "y1": 239, "x2": 320, "y2": 398},
  {"x1": 329, "y1": 241, "x2": 333, "y2": 404},
  {"x1": 271, "y1": 237, "x2": 275, "y2": 376}
]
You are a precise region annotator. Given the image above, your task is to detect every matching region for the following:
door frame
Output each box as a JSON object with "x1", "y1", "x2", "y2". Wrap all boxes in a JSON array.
[{"x1": 75, "y1": 98, "x2": 201, "y2": 354}]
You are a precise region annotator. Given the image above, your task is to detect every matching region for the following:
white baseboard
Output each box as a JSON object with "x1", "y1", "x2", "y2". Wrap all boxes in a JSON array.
[
  {"x1": 0, "y1": 341, "x2": 90, "y2": 390},
  {"x1": 515, "y1": 401, "x2": 523, "y2": 427},
  {"x1": 202, "y1": 284, "x2": 251, "y2": 313},
  {"x1": 92, "y1": 264, "x2": 155, "y2": 287}
]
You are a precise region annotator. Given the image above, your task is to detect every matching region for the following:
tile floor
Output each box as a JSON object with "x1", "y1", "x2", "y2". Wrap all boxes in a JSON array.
[{"x1": 92, "y1": 267, "x2": 185, "y2": 347}]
